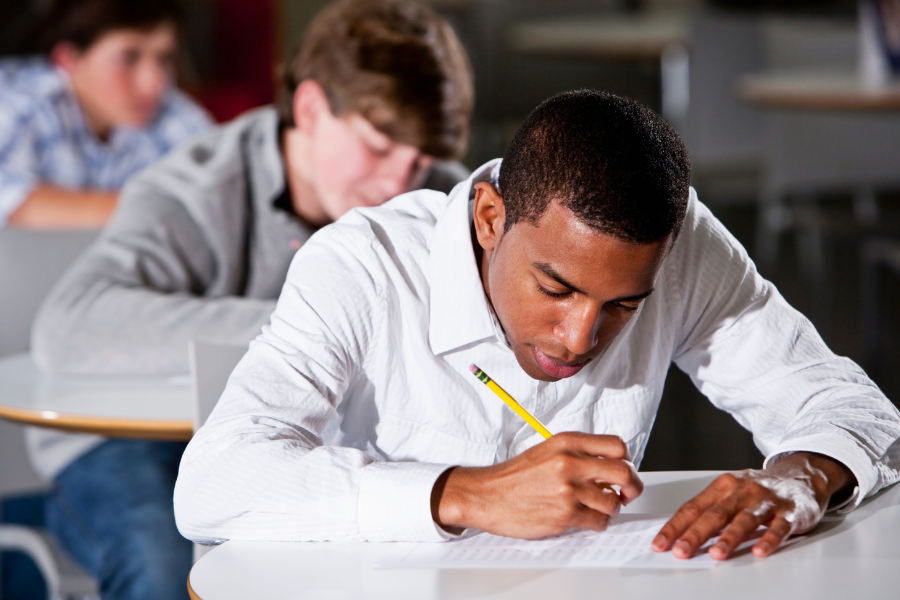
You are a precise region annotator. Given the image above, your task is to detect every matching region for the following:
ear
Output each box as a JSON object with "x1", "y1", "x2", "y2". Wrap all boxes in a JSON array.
[
  {"x1": 292, "y1": 79, "x2": 332, "y2": 135},
  {"x1": 49, "y1": 41, "x2": 81, "y2": 74},
  {"x1": 472, "y1": 181, "x2": 506, "y2": 253}
]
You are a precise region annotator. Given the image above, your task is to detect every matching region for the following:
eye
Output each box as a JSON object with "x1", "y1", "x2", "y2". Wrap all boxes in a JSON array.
[
  {"x1": 121, "y1": 49, "x2": 141, "y2": 68},
  {"x1": 537, "y1": 284, "x2": 570, "y2": 299},
  {"x1": 612, "y1": 302, "x2": 640, "y2": 313}
]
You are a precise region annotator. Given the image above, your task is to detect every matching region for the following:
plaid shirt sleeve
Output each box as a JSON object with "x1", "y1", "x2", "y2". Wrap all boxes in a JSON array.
[{"x1": 0, "y1": 89, "x2": 41, "y2": 225}]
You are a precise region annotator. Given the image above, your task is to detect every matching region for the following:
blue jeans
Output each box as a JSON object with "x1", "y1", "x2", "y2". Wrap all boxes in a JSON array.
[{"x1": 46, "y1": 439, "x2": 191, "y2": 600}]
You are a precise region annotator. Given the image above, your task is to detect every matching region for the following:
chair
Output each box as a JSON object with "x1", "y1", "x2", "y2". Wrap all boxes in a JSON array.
[
  {"x1": 188, "y1": 340, "x2": 247, "y2": 563},
  {"x1": 0, "y1": 228, "x2": 100, "y2": 599},
  {"x1": 0, "y1": 229, "x2": 98, "y2": 356},
  {"x1": 188, "y1": 341, "x2": 248, "y2": 431}
]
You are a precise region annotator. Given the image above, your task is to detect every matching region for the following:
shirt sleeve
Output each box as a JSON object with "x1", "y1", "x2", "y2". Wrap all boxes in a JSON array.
[
  {"x1": 0, "y1": 93, "x2": 40, "y2": 225},
  {"x1": 174, "y1": 225, "x2": 457, "y2": 543},
  {"x1": 31, "y1": 174, "x2": 275, "y2": 375},
  {"x1": 153, "y1": 88, "x2": 214, "y2": 149},
  {"x1": 671, "y1": 191, "x2": 900, "y2": 509}
]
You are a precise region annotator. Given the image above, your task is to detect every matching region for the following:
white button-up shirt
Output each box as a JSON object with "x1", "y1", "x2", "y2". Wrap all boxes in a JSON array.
[{"x1": 174, "y1": 160, "x2": 900, "y2": 545}]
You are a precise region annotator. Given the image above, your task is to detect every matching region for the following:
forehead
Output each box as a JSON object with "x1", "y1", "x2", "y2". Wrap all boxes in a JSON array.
[
  {"x1": 505, "y1": 201, "x2": 671, "y2": 295},
  {"x1": 87, "y1": 22, "x2": 177, "y2": 52}
]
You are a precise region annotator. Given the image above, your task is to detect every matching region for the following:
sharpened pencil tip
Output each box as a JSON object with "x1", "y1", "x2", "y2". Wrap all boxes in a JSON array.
[{"x1": 469, "y1": 364, "x2": 478, "y2": 373}]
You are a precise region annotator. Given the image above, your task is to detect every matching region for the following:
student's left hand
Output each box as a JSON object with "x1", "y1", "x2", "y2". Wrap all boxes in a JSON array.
[{"x1": 651, "y1": 452, "x2": 855, "y2": 561}]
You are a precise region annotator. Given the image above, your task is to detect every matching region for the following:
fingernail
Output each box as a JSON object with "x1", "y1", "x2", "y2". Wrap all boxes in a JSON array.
[
  {"x1": 652, "y1": 534, "x2": 667, "y2": 549},
  {"x1": 712, "y1": 541, "x2": 727, "y2": 555},
  {"x1": 756, "y1": 541, "x2": 770, "y2": 555},
  {"x1": 674, "y1": 540, "x2": 691, "y2": 556}
]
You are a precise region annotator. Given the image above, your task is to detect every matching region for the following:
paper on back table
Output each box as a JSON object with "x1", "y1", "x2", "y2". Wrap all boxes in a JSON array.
[{"x1": 378, "y1": 515, "x2": 718, "y2": 569}]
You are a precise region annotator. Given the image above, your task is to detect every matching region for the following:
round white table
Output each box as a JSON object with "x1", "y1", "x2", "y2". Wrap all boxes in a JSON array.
[
  {"x1": 188, "y1": 471, "x2": 900, "y2": 599},
  {"x1": 737, "y1": 68, "x2": 900, "y2": 112},
  {"x1": 0, "y1": 353, "x2": 193, "y2": 440}
]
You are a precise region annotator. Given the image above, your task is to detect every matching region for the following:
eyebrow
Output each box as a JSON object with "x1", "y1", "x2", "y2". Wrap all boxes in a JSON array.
[{"x1": 533, "y1": 262, "x2": 656, "y2": 302}]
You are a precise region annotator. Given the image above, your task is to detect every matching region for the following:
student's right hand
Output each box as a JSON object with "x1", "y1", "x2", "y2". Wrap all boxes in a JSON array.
[{"x1": 431, "y1": 431, "x2": 643, "y2": 538}]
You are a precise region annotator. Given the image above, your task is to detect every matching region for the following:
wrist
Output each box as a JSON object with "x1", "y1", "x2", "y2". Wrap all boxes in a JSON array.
[
  {"x1": 773, "y1": 452, "x2": 856, "y2": 506},
  {"x1": 431, "y1": 466, "x2": 478, "y2": 533}
]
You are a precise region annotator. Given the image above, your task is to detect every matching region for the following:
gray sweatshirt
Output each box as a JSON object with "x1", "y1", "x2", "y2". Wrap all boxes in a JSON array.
[{"x1": 28, "y1": 106, "x2": 468, "y2": 478}]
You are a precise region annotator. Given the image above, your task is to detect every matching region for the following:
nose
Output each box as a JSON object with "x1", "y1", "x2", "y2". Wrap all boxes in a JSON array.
[
  {"x1": 553, "y1": 302, "x2": 602, "y2": 358},
  {"x1": 374, "y1": 148, "x2": 422, "y2": 201},
  {"x1": 134, "y1": 57, "x2": 169, "y2": 107}
]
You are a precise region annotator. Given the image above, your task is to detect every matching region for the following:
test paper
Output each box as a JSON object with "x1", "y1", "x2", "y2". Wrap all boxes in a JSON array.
[{"x1": 378, "y1": 515, "x2": 719, "y2": 569}]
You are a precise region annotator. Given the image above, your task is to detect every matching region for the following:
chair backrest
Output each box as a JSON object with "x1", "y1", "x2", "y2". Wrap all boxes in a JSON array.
[
  {"x1": 0, "y1": 229, "x2": 98, "y2": 497},
  {"x1": 188, "y1": 341, "x2": 248, "y2": 431},
  {"x1": 0, "y1": 228, "x2": 99, "y2": 357}
]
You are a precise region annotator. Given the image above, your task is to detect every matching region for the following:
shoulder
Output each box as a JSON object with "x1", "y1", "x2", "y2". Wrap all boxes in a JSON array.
[
  {"x1": 419, "y1": 160, "x2": 470, "y2": 195},
  {"x1": 151, "y1": 87, "x2": 215, "y2": 145},
  {"x1": 667, "y1": 189, "x2": 757, "y2": 282},
  {"x1": 0, "y1": 58, "x2": 65, "y2": 133},
  {"x1": 124, "y1": 107, "x2": 279, "y2": 234},
  {"x1": 291, "y1": 188, "x2": 451, "y2": 286},
  {"x1": 132, "y1": 107, "x2": 273, "y2": 191},
  {"x1": 323, "y1": 188, "x2": 450, "y2": 256}
]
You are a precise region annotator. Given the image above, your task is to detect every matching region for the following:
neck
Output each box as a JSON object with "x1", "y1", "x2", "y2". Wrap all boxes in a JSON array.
[
  {"x1": 281, "y1": 128, "x2": 329, "y2": 228},
  {"x1": 68, "y1": 79, "x2": 112, "y2": 141}
]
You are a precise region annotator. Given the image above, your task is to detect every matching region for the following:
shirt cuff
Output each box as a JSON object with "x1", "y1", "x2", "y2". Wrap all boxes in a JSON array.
[
  {"x1": 358, "y1": 461, "x2": 459, "y2": 542},
  {"x1": 763, "y1": 433, "x2": 876, "y2": 512}
]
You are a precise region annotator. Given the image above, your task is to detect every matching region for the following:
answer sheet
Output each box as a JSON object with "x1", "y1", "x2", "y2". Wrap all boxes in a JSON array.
[{"x1": 379, "y1": 515, "x2": 718, "y2": 569}]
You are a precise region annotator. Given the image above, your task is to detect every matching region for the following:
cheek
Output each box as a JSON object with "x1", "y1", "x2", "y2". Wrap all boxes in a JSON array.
[
  {"x1": 595, "y1": 310, "x2": 635, "y2": 348},
  {"x1": 313, "y1": 135, "x2": 371, "y2": 196}
]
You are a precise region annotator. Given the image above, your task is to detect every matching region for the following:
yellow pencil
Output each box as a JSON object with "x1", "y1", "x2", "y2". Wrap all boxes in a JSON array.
[
  {"x1": 469, "y1": 363, "x2": 616, "y2": 493},
  {"x1": 469, "y1": 364, "x2": 552, "y2": 439}
]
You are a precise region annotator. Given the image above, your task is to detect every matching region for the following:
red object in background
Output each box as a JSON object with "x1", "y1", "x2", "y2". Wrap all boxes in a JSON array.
[{"x1": 195, "y1": 0, "x2": 276, "y2": 123}]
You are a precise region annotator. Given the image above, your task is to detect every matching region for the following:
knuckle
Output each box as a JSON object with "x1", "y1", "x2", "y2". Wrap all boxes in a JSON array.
[
  {"x1": 706, "y1": 503, "x2": 732, "y2": 522},
  {"x1": 611, "y1": 436, "x2": 627, "y2": 457},
  {"x1": 682, "y1": 526, "x2": 705, "y2": 544},
  {"x1": 679, "y1": 500, "x2": 704, "y2": 521},
  {"x1": 555, "y1": 431, "x2": 578, "y2": 451},
  {"x1": 716, "y1": 473, "x2": 740, "y2": 489},
  {"x1": 552, "y1": 453, "x2": 575, "y2": 475}
]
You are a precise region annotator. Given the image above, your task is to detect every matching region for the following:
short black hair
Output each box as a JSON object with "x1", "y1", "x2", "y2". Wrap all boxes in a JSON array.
[
  {"x1": 32, "y1": 0, "x2": 182, "y2": 53},
  {"x1": 498, "y1": 90, "x2": 690, "y2": 245}
]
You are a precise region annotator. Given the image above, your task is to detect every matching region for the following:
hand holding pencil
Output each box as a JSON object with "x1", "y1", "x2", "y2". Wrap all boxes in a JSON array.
[{"x1": 429, "y1": 366, "x2": 643, "y2": 540}]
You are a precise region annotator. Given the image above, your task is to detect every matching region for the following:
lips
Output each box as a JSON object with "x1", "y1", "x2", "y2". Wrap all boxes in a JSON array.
[{"x1": 532, "y1": 346, "x2": 587, "y2": 379}]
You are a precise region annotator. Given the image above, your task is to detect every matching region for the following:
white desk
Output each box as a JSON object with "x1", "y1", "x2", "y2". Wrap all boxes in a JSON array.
[
  {"x1": 188, "y1": 471, "x2": 900, "y2": 599},
  {"x1": 737, "y1": 68, "x2": 900, "y2": 112},
  {"x1": 0, "y1": 353, "x2": 192, "y2": 440}
]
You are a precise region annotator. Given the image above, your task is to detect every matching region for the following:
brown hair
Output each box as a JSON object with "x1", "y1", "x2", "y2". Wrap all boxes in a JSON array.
[
  {"x1": 32, "y1": 0, "x2": 181, "y2": 53},
  {"x1": 279, "y1": 0, "x2": 473, "y2": 160}
]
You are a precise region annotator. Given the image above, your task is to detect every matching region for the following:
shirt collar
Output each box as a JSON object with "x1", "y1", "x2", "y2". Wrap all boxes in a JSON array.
[{"x1": 428, "y1": 159, "x2": 503, "y2": 356}]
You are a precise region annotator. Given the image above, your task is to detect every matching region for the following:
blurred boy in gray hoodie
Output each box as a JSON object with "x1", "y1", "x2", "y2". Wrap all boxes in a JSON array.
[{"x1": 30, "y1": 2, "x2": 473, "y2": 598}]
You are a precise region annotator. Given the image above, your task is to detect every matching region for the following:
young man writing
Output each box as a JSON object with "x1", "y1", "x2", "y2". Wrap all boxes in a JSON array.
[
  {"x1": 0, "y1": 0, "x2": 212, "y2": 228},
  {"x1": 31, "y1": 1, "x2": 473, "y2": 598},
  {"x1": 174, "y1": 91, "x2": 899, "y2": 560}
]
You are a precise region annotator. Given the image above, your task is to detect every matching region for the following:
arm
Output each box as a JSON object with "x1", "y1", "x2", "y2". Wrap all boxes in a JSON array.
[
  {"x1": 7, "y1": 185, "x2": 117, "y2": 228},
  {"x1": 174, "y1": 228, "x2": 451, "y2": 543},
  {"x1": 654, "y1": 194, "x2": 900, "y2": 559},
  {"x1": 433, "y1": 432, "x2": 643, "y2": 539},
  {"x1": 31, "y1": 179, "x2": 274, "y2": 375}
]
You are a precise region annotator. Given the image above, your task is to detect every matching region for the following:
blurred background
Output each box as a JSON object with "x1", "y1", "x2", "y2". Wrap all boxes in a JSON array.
[
  {"x1": 2, "y1": 0, "x2": 900, "y2": 596},
  {"x1": 1, "y1": 0, "x2": 899, "y2": 509}
]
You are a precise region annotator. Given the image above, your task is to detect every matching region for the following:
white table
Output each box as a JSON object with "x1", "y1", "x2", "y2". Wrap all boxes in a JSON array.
[
  {"x1": 188, "y1": 471, "x2": 900, "y2": 599},
  {"x1": 0, "y1": 353, "x2": 193, "y2": 440},
  {"x1": 737, "y1": 68, "x2": 900, "y2": 112}
]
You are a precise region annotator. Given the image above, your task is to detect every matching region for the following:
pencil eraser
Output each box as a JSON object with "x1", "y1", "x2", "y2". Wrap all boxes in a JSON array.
[{"x1": 469, "y1": 364, "x2": 478, "y2": 373}]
